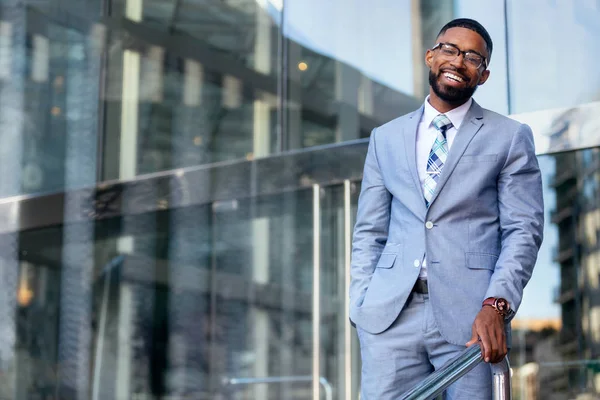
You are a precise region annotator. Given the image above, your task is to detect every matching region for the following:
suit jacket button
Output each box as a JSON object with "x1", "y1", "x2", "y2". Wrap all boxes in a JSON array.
[
  {"x1": 425, "y1": 221, "x2": 434, "y2": 229},
  {"x1": 413, "y1": 259, "x2": 420, "y2": 267}
]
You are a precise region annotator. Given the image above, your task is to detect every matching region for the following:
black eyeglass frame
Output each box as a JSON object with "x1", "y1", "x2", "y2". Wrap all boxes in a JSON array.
[{"x1": 430, "y1": 42, "x2": 488, "y2": 70}]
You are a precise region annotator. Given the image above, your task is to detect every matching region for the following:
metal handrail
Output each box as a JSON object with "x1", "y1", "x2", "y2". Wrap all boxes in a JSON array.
[
  {"x1": 399, "y1": 344, "x2": 512, "y2": 400},
  {"x1": 220, "y1": 346, "x2": 510, "y2": 400},
  {"x1": 222, "y1": 375, "x2": 333, "y2": 400}
]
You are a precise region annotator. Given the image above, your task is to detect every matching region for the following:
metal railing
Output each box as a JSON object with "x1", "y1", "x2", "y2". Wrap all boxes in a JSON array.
[
  {"x1": 222, "y1": 345, "x2": 510, "y2": 400},
  {"x1": 399, "y1": 344, "x2": 512, "y2": 400},
  {"x1": 222, "y1": 375, "x2": 333, "y2": 400}
]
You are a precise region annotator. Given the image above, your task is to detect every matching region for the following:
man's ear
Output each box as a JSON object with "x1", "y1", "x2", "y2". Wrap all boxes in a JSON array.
[
  {"x1": 425, "y1": 49, "x2": 434, "y2": 68},
  {"x1": 478, "y1": 69, "x2": 490, "y2": 86}
]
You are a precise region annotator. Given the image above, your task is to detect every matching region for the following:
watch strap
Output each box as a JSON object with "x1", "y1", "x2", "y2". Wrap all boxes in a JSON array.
[
  {"x1": 482, "y1": 297, "x2": 514, "y2": 320},
  {"x1": 482, "y1": 297, "x2": 497, "y2": 308}
]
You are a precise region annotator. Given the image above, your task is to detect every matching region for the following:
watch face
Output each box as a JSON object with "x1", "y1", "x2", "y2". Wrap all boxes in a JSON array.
[{"x1": 496, "y1": 298, "x2": 508, "y2": 313}]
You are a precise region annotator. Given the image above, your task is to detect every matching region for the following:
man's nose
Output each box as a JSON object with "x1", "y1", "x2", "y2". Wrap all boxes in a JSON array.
[{"x1": 449, "y1": 53, "x2": 466, "y2": 68}]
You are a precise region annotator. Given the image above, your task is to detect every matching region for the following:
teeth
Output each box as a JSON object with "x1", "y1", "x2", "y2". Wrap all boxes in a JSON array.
[{"x1": 444, "y1": 72, "x2": 463, "y2": 82}]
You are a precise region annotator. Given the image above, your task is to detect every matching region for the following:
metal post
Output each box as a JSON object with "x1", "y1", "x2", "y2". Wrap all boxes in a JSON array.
[
  {"x1": 491, "y1": 357, "x2": 512, "y2": 400},
  {"x1": 343, "y1": 180, "x2": 352, "y2": 400},
  {"x1": 312, "y1": 184, "x2": 321, "y2": 400}
]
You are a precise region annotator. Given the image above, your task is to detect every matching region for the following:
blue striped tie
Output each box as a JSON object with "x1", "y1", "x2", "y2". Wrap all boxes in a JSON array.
[{"x1": 423, "y1": 114, "x2": 453, "y2": 206}]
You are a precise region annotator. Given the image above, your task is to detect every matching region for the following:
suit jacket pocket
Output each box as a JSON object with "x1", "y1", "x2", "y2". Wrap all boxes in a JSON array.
[
  {"x1": 375, "y1": 253, "x2": 396, "y2": 269},
  {"x1": 466, "y1": 252, "x2": 498, "y2": 270},
  {"x1": 459, "y1": 154, "x2": 498, "y2": 163}
]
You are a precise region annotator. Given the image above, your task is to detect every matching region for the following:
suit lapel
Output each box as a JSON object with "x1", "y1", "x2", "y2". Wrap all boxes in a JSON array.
[
  {"x1": 403, "y1": 106, "x2": 424, "y2": 194},
  {"x1": 427, "y1": 101, "x2": 484, "y2": 207}
]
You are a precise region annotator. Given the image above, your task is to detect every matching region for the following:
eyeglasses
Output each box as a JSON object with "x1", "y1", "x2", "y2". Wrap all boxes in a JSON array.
[{"x1": 431, "y1": 42, "x2": 487, "y2": 70}]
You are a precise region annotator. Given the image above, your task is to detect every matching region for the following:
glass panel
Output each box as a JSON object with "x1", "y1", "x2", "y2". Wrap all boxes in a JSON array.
[
  {"x1": 506, "y1": 1, "x2": 600, "y2": 114},
  {"x1": 13, "y1": 256, "x2": 61, "y2": 399},
  {"x1": 0, "y1": 3, "x2": 102, "y2": 198},
  {"x1": 511, "y1": 148, "x2": 600, "y2": 400},
  {"x1": 101, "y1": 0, "x2": 282, "y2": 181},
  {"x1": 282, "y1": 0, "x2": 453, "y2": 149},
  {"x1": 8, "y1": 177, "x2": 367, "y2": 398},
  {"x1": 319, "y1": 182, "x2": 362, "y2": 399},
  {"x1": 174, "y1": 0, "x2": 282, "y2": 76},
  {"x1": 212, "y1": 189, "x2": 316, "y2": 399},
  {"x1": 502, "y1": 2, "x2": 600, "y2": 155}
]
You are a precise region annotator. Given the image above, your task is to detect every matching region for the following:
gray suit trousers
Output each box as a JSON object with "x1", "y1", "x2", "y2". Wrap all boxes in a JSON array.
[{"x1": 357, "y1": 293, "x2": 492, "y2": 399}]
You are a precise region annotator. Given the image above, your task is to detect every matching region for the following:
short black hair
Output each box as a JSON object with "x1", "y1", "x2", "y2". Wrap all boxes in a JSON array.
[{"x1": 438, "y1": 18, "x2": 493, "y2": 62}]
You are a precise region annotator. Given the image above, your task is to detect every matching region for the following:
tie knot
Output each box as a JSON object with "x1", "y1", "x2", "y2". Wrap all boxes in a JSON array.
[{"x1": 432, "y1": 114, "x2": 452, "y2": 132}]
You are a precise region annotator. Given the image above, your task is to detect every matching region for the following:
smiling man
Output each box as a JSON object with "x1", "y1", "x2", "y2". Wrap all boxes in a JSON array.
[{"x1": 349, "y1": 18, "x2": 544, "y2": 399}]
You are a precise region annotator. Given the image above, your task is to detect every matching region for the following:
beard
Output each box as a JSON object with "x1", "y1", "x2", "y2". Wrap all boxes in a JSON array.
[{"x1": 429, "y1": 69, "x2": 477, "y2": 103}]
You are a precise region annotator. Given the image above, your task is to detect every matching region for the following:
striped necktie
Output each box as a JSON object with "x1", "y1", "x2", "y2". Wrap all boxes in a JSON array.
[{"x1": 423, "y1": 114, "x2": 453, "y2": 206}]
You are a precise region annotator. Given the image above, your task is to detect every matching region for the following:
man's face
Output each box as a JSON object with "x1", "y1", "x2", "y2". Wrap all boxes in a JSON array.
[{"x1": 425, "y1": 27, "x2": 490, "y2": 103}]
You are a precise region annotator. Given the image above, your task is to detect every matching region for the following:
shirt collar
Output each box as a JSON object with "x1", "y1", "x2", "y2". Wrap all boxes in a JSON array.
[{"x1": 422, "y1": 96, "x2": 473, "y2": 130}]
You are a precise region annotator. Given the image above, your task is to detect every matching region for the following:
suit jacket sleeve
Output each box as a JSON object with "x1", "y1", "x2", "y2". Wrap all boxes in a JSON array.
[
  {"x1": 350, "y1": 128, "x2": 392, "y2": 309},
  {"x1": 484, "y1": 123, "x2": 544, "y2": 315}
]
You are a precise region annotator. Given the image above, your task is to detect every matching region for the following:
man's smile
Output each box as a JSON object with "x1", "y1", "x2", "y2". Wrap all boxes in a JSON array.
[{"x1": 440, "y1": 70, "x2": 467, "y2": 86}]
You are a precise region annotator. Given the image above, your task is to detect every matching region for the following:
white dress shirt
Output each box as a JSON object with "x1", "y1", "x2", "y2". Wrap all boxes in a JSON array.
[{"x1": 416, "y1": 96, "x2": 473, "y2": 279}]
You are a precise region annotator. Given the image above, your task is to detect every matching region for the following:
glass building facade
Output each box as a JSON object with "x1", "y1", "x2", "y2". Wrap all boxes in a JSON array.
[{"x1": 0, "y1": 0, "x2": 599, "y2": 399}]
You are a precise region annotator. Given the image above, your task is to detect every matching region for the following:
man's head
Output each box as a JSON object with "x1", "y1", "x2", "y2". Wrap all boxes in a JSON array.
[{"x1": 425, "y1": 18, "x2": 492, "y2": 106}]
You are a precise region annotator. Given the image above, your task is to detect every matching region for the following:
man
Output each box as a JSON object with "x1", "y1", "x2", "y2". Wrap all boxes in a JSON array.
[{"x1": 349, "y1": 18, "x2": 543, "y2": 399}]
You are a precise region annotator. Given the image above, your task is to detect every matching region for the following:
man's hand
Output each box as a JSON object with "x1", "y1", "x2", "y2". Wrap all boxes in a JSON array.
[{"x1": 466, "y1": 306, "x2": 507, "y2": 363}]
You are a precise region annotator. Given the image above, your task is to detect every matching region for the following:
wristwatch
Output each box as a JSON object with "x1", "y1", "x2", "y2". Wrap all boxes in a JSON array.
[{"x1": 482, "y1": 297, "x2": 515, "y2": 320}]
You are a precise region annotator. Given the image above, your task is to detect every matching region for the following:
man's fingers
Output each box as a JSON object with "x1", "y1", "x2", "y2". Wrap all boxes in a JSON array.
[
  {"x1": 471, "y1": 307, "x2": 508, "y2": 363},
  {"x1": 485, "y1": 326, "x2": 494, "y2": 363},
  {"x1": 478, "y1": 330, "x2": 492, "y2": 362},
  {"x1": 489, "y1": 325, "x2": 507, "y2": 363},
  {"x1": 482, "y1": 326, "x2": 502, "y2": 363},
  {"x1": 488, "y1": 326, "x2": 500, "y2": 363},
  {"x1": 471, "y1": 321, "x2": 490, "y2": 361},
  {"x1": 465, "y1": 333, "x2": 479, "y2": 347},
  {"x1": 496, "y1": 328, "x2": 508, "y2": 363},
  {"x1": 494, "y1": 322, "x2": 508, "y2": 363},
  {"x1": 466, "y1": 325, "x2": 479, "y2": 347}
]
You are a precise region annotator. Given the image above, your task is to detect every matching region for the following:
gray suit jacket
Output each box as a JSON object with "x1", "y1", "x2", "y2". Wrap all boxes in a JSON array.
[{"x1": 349, "y1": 100, "x2": 544, "y2": 345}]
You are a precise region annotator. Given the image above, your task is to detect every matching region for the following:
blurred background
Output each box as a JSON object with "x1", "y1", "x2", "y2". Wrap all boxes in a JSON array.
[{"x1": 0, "y1": 0, "x2": 598, "y2": 399}]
